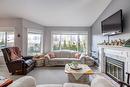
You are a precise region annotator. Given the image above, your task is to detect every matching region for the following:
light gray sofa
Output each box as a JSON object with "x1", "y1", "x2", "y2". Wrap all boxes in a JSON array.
[
  {"x1": 44, "y1": 50, "x2": 94, "y2": 66},
  {"x1": 8, "y1": 76, "x2": 114, "y2": 87}
]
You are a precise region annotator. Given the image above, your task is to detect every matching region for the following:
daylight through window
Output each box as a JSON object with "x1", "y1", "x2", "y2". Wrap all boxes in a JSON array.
[
  {"x1": 0, "y1": 32, "x2": 14, "y2": 49},
  {"x1": 52, "y1": 33, "x2": 88, "y2": 53},
  {"x1": 27, "y1": 31, "x2": 43, "y2": 56}
]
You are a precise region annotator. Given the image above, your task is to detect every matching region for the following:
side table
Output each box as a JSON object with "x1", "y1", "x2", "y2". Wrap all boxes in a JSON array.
[
  {"x1": 33, "y1": 57, "x2": 45, "y2": 67},
  {"x1": 0, "y1": 76, "x2": 13, "y2": 87}
]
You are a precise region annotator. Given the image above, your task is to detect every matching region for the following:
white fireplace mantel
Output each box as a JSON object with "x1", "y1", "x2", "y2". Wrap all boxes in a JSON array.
[{"x1": 98, "y1": 45, "x2": 130, "y2": 82}]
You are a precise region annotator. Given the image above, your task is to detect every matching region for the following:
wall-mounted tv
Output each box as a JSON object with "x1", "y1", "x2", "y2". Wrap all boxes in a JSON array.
[{"x1": 101, "y1": 10, "x2": 123, "y2": 36}]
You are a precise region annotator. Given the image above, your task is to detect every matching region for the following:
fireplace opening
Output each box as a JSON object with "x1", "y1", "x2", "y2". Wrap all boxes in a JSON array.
[{"x1": 106, "y1": 57, "x2": 124, "y2": 82}]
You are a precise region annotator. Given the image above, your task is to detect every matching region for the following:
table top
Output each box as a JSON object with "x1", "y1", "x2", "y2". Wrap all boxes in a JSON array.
[{"x1": 65, "y1": 64, "x2": 93, "y2": 75}]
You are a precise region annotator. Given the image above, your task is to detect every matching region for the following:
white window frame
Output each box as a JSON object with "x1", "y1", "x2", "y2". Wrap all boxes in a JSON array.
[
  {"x1": 51, "y1": 31, "x2": 88, "y2": 53},
  {"x1": 27, "y1": 29, "x2": 43, "y2": 56},
  {"x1": 0, "y1": 27, "x2": 15, "y2": 56}
]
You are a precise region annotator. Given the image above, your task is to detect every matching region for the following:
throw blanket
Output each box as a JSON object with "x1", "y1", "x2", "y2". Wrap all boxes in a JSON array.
[{"x1": 65, "y1": 64, "x2": 93, "y2": 80}]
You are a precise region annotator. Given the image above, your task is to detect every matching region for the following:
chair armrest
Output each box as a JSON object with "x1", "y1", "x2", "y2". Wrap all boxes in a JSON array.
[
  {"x1": 10, "y1": 59, "x2": 26, "y2": 69},
  {"x1": 79, "y1": 54, "x2": 95, "y2": 65},
  {"x1": 11, "y1": 59, "x2": 25, "y2": 64},
  {"x1": 44, "y1": 54, "x2": 51, "y2": 59},
  {"x1": 79, "y1": 54, "x2": 87, "y2": 60},
  {"x1": 22, "y1": 56, "x2": 33, "y2": 60},
  {"x1": 79, "y1": 54, "x2": 88, "y2": 64}
]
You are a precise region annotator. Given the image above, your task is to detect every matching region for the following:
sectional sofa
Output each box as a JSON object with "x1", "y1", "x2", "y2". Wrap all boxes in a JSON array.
[{"x1": 44, "y1": 50, "x2": 94, "y2": 66}]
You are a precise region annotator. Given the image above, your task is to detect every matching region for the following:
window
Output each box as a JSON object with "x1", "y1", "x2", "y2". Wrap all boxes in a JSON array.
[
  {"x1": 0, "y1": 32, "x2": 14, "y2": 49},
  {"x1": 52, "y1": 32, "x2": 88, "y2": 53},
  {"x1": 27, "y1": 31, "x2": 43, "y2": 56}
]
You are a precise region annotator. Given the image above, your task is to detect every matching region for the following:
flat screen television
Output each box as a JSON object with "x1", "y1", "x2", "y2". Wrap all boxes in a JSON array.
[{"x1": 101, "y1": 10, "x2": 123, "y2": 36}]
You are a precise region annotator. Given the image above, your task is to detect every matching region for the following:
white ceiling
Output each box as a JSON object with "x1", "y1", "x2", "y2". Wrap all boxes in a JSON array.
[{"x1": 0, "y1": 0, "x2": 112, "y2": 26}]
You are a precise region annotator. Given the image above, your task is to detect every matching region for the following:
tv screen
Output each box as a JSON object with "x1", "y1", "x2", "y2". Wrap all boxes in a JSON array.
[{"x1": 101, "y1": 10, "x2": 123, "y2": 36}]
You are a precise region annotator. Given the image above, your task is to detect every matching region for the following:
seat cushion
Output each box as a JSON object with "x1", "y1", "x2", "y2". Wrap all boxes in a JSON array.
[
  {"x1": 63, "y1": 83, "x2": 90, "y2": 87},
  {"x1": 25, "y1": 59, "x2": 34, "y2": 67},
  {"x1": 37, "y1": 84, "x2": 62, "y2": 87},
  {"x1": 60, "y1": 51, "x2": 71, "y2": 58},
  {"x1": 53, "y1": 51, "x2": 78, "y2": 58}
]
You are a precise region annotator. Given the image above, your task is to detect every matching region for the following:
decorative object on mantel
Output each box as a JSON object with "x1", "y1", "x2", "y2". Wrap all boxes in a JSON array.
[
  {"x1": 98, "y1": 39, "x2": 126, "y2": 46},
  {"x1": 124, "y1": 39, "x2": 130, "y2": 47},
  {"x1": 110, "y1": 40, "x2": 114, "y2": 45},
  {"x1": 98, "y1": 40, "x2": 109, "y2": 45}
]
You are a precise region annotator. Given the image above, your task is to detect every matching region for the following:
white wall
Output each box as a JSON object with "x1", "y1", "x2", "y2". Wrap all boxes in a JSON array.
[{"x1": 92, "y1": 0, "x2": 130, "y2": 52}]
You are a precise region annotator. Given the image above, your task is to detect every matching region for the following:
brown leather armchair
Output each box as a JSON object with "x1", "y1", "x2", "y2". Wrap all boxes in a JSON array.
[{"x1": 1, "y1": 47, "x2": 35, "y2": 75}]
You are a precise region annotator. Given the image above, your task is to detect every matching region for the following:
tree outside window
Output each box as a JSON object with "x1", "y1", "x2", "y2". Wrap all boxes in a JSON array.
[{"x1": 52, "y1": 34, "x2": 88, "y2": 53}]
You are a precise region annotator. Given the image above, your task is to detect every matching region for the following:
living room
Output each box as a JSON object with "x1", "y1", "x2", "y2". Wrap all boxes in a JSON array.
[{"x1": 0, "y1": 0, "x2": 130, "y2": 87}]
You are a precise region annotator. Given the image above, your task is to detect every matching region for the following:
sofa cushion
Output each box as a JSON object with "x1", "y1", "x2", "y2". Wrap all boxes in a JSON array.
[
  {"x1": 54, "y1": 51, "x2": 61, "y2": 58},
  {"x1": 63, "y1": 83, "x2": 90, "y2": 87},
  {"x1": 37, "y1": 84, "x2": 62, "y2": 87},
  {"x1": 53, "y1": 51, "x2": 80, "y2": 58},
  {"x1": 60, "y1": 51, "x2": 71, "y2": 58},
  {"x1": 75, "y1": 53, "x2": 81, "y2": 59},
  {"x1": 50, "y1": 58, "x2": 80, "y2": 61},
  {"x1": 70, "y1": 51, "x2": 77, "y2": 58},
  {"x1": 48, "y1": 52, "x2": 56, "y2": 58}
]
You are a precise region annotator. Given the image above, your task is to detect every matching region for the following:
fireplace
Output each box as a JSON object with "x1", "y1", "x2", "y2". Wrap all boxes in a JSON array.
[
  {"x1": 106, "y1": 57, "x2": 124, "y2": 82},
  {"x1": 98, "y1": 46, "x2": 130, "y2": 86}
]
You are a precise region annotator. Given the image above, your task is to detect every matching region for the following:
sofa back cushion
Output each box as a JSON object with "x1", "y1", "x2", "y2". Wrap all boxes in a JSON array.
[
  {"x1": 53, "y1": 51, "x2": 71, "y2": 58},
  {"x1": 48, "y1": 52, "x2": 56, "y2": 58},
  {"x1": 53, "y1": 51, "x2": 61, "y2": 58},
  {"x1": 74, "y1": 53, "x2": 81, "y2": 59},
  {"x1": 60, "y1": 51, "x2": 72, "y2": 58},
  {"x1": 52, "y1": 50, "x2": 79, "y2": 58}
]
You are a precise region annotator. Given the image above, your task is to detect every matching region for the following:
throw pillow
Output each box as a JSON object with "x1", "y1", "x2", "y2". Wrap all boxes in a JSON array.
[
  {"x1": 75, "y1": 53, "x2": 81, "y2": 59},
  {"x1": 48, "y1": 52, "x2": 55, "y2": 58}
]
